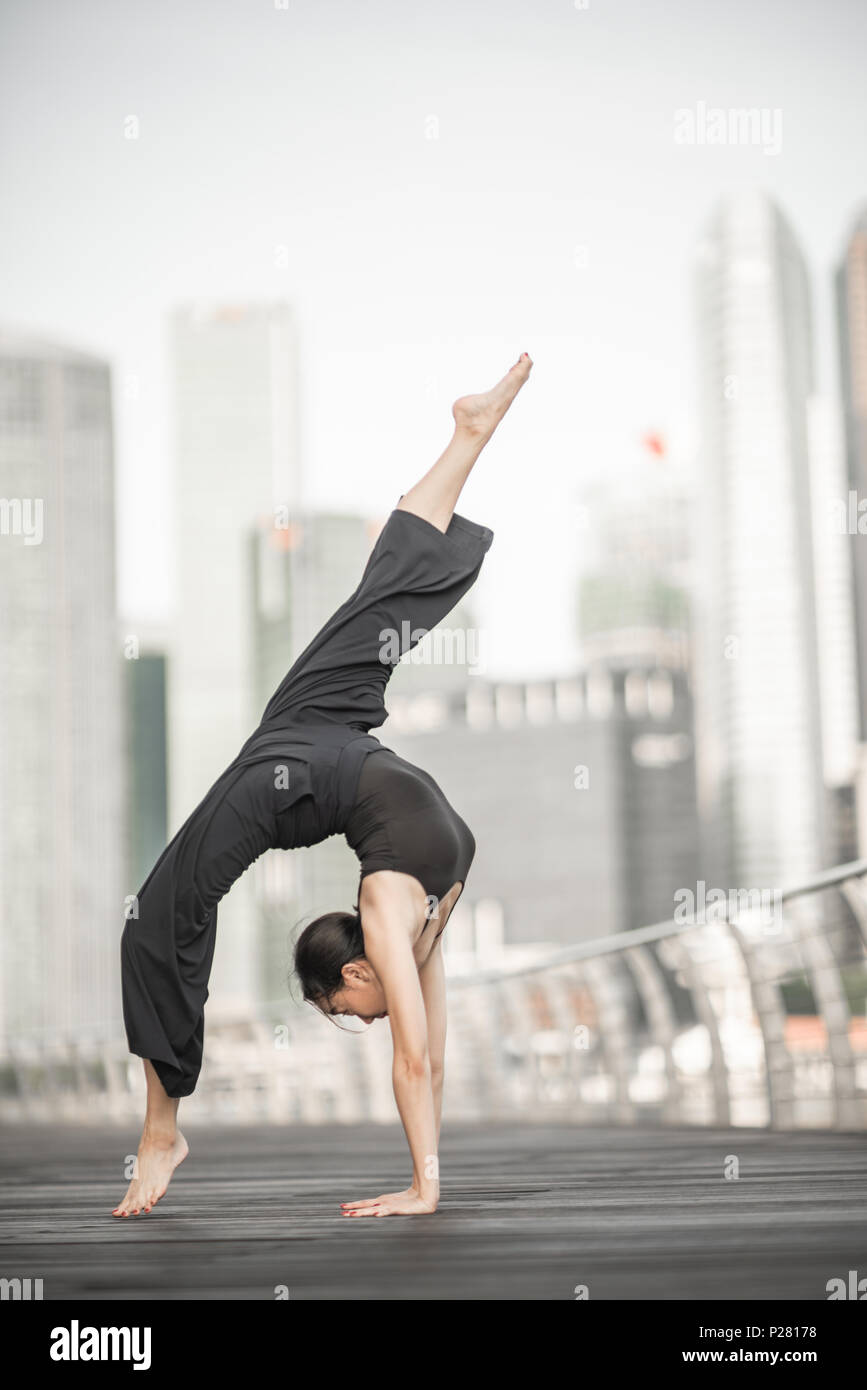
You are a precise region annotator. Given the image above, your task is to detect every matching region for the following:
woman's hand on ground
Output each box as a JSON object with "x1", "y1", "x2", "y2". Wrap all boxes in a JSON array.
[{"x1": 341, "y1": 1187, "x2": 437, "y2": 1217}]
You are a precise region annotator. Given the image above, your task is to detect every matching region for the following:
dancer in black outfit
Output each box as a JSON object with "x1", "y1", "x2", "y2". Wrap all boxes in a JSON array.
[{"x1": 114, "y1": 351, "x2": 533, "y2": 1219}]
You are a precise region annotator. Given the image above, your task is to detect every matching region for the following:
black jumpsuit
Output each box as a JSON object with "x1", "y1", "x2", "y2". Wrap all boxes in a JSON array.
[{"x1": 120, "y1": 502, "x2": 493, "y2": 1098}]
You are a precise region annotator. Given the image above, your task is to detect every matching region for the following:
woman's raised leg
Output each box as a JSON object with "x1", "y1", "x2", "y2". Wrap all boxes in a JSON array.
[
  {"x1": 256, "y1": 351, "x2": 533, "y2": 729},
  {"x1": 396, "y1": 352, "x2": 533, "y2": 533},
  {"x1": 112, "y1": 1060, "x2": 189, "y2": 1216}
]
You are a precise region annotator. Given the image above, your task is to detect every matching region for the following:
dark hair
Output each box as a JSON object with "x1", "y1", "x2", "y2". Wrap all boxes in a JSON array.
[{"x1": 292, "y1": 910, "x2": 365, "y2": 1013}]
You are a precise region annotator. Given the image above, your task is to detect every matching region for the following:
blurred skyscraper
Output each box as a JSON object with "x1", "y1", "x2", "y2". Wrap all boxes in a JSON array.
[
  {"x1": 836, "y1": 206, "x2": 867, "y2": 742},
  {"x1": 123, "y1": 630, "x2": 169, "y2": 895},
  {"x1": 169, "y1": 303, "x2": 300, "y2": 1016},
  {"x1": 692, "y1": 193, "x2": 826, "y2": 890},
  {"x1": 805, "y1": 395, "x2": 860, "y2": 830},
  {"x1": 0, "y1": 328, "x2": 125, "y2": 1040},
  {"x1": 835, "y1": 205, "x2": 867, "y2": 857},
  {"x1": 576, "y1": 435, "x2": 694, "y2": 673},
  {"x1": 249, "y1": 510, "x2": 376, "y2": 1001}
]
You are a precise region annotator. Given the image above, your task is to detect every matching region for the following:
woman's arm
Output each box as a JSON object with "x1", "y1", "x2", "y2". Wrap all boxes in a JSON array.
[
  {"x1": 419, "y1": 937, "x2": 446, "y2": 1145},
  {"x1": 342, "y1": 883, "x2": 439, "y2": 1217}
]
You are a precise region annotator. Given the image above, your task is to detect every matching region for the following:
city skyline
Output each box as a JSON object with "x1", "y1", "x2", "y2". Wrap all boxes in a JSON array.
[
  {"x1": 2, "y1": 0, "x2": 866, "y2": 680},
  {"x1": 2, "y1": 0, "x2": 866, "y2": 1039}
]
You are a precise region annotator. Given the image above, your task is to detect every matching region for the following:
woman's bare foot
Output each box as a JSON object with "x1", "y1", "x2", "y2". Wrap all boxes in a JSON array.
[
  {"x1": 112, "y1": 1128, "x2": 189, "y2": 1217},
  {"x1": 394, "y1": 351, "x2": 533, "y2": 532},
  {"x1": 452, "y1": 352, "x2": 533, "y2": 437}
]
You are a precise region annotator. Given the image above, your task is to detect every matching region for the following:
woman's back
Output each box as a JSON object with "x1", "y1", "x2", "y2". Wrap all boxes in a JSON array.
[{"x1": 344, "y1": 747, "x2": 476, "y2": 908}]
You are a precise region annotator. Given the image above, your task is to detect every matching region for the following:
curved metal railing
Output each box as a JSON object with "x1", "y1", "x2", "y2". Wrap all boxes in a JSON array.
[{"x1": 442, "y1": 857, "x2": 867, "y2": 1131}]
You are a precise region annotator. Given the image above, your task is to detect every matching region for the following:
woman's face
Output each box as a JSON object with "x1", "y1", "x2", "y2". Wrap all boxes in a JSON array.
[{"x1": 325, "y1": 958, "x2": 388, "y2": 1025}]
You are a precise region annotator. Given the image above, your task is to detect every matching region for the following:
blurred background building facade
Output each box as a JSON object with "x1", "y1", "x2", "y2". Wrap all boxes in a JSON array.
[
  {"x1": 381, "y1": 666, "x2": 700, "y2": 954},
  {"x1": 168, "y1": 303, "x2": 301, "y2": 1016},
  {"x1": 249, "y1": 509, "x2": 376, "y2": 998},
  {"x1": 0, "y1": 329, "x2": 126, "y2": 1041},
  {"x1": 836, "y1": 207, "x2": 867, "y2": 745},
  {"x1": 124, "y1": 631, "x2": 169, "y2": 895},
  {"x1": 692, "y1": 193, "x2": 828, "y2": 893}
]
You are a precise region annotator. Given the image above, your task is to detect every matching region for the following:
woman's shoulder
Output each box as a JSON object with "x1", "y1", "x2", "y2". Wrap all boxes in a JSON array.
[{"x1": 357, "y1": 868, "x2": 429, "y2": 924}]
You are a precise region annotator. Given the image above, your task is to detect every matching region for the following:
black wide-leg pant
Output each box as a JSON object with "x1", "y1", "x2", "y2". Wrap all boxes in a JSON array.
[{"x1": 258, "y1": 502, "x2": 494, "y2": 728}]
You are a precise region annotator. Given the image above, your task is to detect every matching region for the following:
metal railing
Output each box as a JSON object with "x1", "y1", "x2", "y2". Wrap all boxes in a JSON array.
[{"x1": 443, "y1": 857, "x2": 867, "y2": 1131}]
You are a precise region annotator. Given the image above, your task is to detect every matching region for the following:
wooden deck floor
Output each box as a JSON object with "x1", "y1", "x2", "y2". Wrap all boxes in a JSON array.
[{"x1": 1, "y1": 1122, "x2": 865, "y2": 1300}]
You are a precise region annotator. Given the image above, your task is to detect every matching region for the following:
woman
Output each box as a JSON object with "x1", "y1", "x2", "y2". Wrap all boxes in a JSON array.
[{"x1": 114, "y1": 350, "x2": 533, "y2": 1219}]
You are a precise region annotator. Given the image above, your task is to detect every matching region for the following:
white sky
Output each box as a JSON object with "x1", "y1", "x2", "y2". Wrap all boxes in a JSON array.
[{"x1": 2, "y1": 0, "x2": 865, "y2": 677}]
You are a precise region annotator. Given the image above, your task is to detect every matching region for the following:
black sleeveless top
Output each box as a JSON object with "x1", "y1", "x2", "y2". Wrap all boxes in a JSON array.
[{"x1": 343, "y1": 746, "x2": 476, "y2": 919}]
